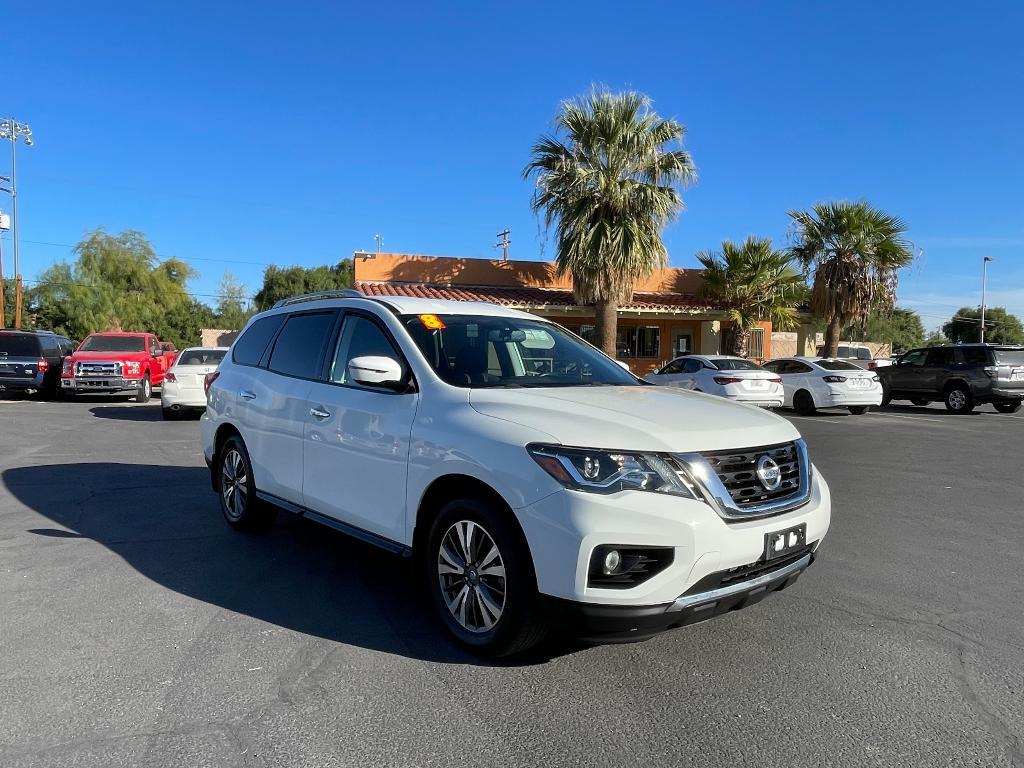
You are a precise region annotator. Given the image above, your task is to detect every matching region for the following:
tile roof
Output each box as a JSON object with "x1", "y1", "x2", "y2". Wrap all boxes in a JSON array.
[{"x1": 355, "y1": 281, "x2": 724, "y2": 313}]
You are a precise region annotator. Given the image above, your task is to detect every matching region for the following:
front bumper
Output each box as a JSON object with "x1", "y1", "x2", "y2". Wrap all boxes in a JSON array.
[
  {"x1": 61, "y1": 376, "x2": 140, "y2": 392},
  {"x1": 542, "y1": 550, "x2": 815, "y2": 642}
]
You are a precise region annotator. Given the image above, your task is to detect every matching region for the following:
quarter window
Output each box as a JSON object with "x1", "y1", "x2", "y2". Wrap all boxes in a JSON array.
[
  {"x1": 267, "y1": 312, "x2": 336, "y2": 379},
  {"x1": 925, "y1": 348, "x2": 955, "y2": 367},
  {"x1": 232, "y1": 315, "x2": 286, "y2": 367},
  {"x1": 958, "y1": 347, "x2": 991, "y2": 365}
]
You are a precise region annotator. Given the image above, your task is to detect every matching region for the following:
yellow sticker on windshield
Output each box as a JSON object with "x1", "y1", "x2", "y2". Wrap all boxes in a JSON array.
[{"x1": 418, "y1": 314, "x2": 446, "y2": 330}]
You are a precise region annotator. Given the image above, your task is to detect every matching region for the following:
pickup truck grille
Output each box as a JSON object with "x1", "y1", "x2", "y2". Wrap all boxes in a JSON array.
[
  {"x1": 701, "y1": 442, "x2": 802, "y2": 508},
  {"x1": 76, "y1": 361, "x2": 122, "y2": 377}
]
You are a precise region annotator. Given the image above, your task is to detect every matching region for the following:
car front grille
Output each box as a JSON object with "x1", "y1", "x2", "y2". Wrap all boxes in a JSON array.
[
  {"x1": 700, "y1": 442, "x2": 802, "y2": 508},
  {"x1": 76, "y1": 361, "x2": 122, "y2": 377}
]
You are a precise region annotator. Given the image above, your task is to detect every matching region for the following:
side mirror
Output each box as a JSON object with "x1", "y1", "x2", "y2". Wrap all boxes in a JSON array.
[
  {"x1": 615, "y1": 360, "x2": 631, "y2": 372},
  {"x1": 348, "y1": 355, "x2": 405, "y2": 388}
]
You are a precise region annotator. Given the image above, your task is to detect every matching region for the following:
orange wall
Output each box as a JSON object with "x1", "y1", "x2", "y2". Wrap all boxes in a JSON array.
[{"x1": 355, "y1": 252, "x2": 705, "y2": 294}]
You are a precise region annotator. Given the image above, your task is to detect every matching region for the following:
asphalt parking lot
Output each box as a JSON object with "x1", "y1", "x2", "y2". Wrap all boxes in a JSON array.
[{"x1": 1, "y1": 395, "x2": 1022, "y2": 768}]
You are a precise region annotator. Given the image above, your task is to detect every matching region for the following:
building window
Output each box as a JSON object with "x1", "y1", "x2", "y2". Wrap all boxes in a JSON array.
[
  {"x1": 616, "y1": 325, "x2": 660, "y2": 359},
  {"x1": 749, "y1": 327, "x2": 765, "y2": 359}
]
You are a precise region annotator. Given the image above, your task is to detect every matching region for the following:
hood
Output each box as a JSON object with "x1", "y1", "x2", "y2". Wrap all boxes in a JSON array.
[
  {"x1": 469, "y1": 384, "x2": 800, "y2": 453},
  {"x1": 71, "y1": 350, "x2": 151, "y2": 361}
]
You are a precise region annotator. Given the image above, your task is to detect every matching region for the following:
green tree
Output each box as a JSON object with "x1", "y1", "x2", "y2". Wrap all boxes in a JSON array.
[
  {"x1": 924, "y1": 329, "x2": 948, "y2": 346},
  {"x1": 29, "y1": 229, "x2": 202, "y2": 347},
  {"x1": 253, "y1": 261, "x2": 353, "y2": 310},
  {"x1": 844, "y1": 307, "x2": 925, "y2": 353},
  {"x1": 788, "y1": 201, "x2": 913, "y2": 357},
  {"x1": 942, "y1": 306, "x2": 1024, "y2": 344},
  {"x1": 524, "y1": 88, "x2": 696, "y2": 356},
  {"x1": 696, "y1": 237, "x2": 805, "y2": 357},
  {"x1": 215, "y1": 271, "x2": 252, "y2": 330}
]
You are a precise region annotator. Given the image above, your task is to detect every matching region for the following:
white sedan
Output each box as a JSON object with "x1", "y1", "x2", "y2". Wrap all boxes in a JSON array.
[
  {"x1": 761, "y1": 357, "x2": 883, "y2": 415},
  {"x1": 161, "y1": 346, "x2": 228, "y2": 419},
  {"x1": 643, "y1": 354, "x2": 784, "y2": 407}
]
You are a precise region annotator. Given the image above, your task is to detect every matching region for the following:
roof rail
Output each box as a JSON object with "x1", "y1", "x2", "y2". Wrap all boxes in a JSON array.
[{"x1": 272, "y1": 288, "x2": 365, "y2": 309}]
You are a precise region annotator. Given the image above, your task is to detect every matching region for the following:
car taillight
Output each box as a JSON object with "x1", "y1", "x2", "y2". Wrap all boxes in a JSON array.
[
  {"x1": 823, "y1": 375, "x2": 847, "y2": 383},
  {"x1": 767, "y1": 376, "x2": 782, "y2": 384},
  {"x1": 983, "y1": 366, "x2": 999, "y2": 378},
  {"x1": 713, "y1": 376, "x2": 743, "y2": 385},
  {"x1": 868, "y1": 361, "x2": 877, "y2": 370},
  {"x1": 165, "y1": 372, "x2": 177, "y2": 383},
  {"x1": 37, "y1": 358, "x2": 48, "y2": 372},
  {"x1": 204, "y1": 370, "x2": 220, "y2": 396}
]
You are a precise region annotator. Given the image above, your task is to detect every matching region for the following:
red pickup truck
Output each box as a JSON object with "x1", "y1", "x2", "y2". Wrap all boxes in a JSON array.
[{"x1": 61, "y1": 332, "x2": 178, "y2": 402}]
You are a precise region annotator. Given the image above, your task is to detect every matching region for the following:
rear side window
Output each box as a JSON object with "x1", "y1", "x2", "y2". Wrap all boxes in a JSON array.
[
  {"x1": 232, "y1": 315, "x2": 286, "y2": 367},
  {"x1": 267, "y1": 312, "x2": 336, "y2": 379},
  {"x1": 39, "y1": 336, "x2": 61, "y2": 355},
  {"x1": 993, "y1": 349, "x2": 1024, "y2": 366},
  {"x1": 958, "y1": 347, "x2": 991, "y2": 365},
  {"x1": 714, "y1": 358, "x2": 761, "y2": 371},
  {"x1": 925, "y1": 348, "x2": 955, "y2": 366},
  {"x1": 658, "y1": 359, "x2": 684, "y2": 375},
  {"x1": 817, "y1": 359, "x2": 861, "y2": 371},
  {"x1": 0, "y1": 334, "x2": 41, "y2": 357}
]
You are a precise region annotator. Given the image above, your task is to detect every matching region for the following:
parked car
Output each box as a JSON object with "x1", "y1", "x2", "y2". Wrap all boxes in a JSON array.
[
  {"x1": 762, "y1": 357, "x2": 883, "y2": 415},
  {"x1": 0, "y1": 329, "x2": 77, "y2": 398},
  {"x1": 201, "y1": 292, "x2": 831, "y2": 657},
  {"x1": 816, "y1": 342, "x2": 892, "y2": 370},
  {"x1": 161, "y1": 346, "x2": 228, "y2": 419},
  {"x1": 877, "y1": 344, "x2": 1024, "y2": 414},
  {"x1": 61, "y1": 332, "x2": 178, "y2": 402},
  {"x1": 643, "y1": 354, "x2": 784, "y2": 408}
]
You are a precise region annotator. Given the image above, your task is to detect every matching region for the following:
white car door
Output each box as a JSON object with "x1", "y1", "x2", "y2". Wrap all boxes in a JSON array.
[
  {"x1": 253, "y1": 310, "x2": 338, "y2": 505},
  {"x1": 302, "y1": 311, "x2": 418, "y2": 544},
  {"x1": 644, "y1": 358, "x2": 689, "y2": 387},
  {"x1": 764, "y1": 360, "x2": 796, "y2": 406}
]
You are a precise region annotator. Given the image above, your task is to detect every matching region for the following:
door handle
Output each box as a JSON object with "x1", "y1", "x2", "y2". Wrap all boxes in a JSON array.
[
  {"x1": 309, "y1": 407, "x2": 331, "y2": 419},
  {"x1": 239, "y1": 390, "x2": 257, "y2": 400}
]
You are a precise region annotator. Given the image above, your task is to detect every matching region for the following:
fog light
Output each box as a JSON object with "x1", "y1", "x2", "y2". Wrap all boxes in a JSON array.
[{"x1": 603, "y1": 549, "x2": 622, "y2": 574}]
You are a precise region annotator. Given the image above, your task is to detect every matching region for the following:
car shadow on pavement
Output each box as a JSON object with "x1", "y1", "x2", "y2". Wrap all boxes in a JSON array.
[
  {"x1": 88, "y1": 405, "x2": 164, "y2": 421},
  {"x1": 3, "y1": 462, "x2": 570, "y2": 667}
]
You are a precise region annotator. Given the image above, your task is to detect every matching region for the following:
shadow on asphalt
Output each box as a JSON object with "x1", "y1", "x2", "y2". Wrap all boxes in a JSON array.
[
  {"x1": 3, "y1": 462, "x2": 573, "y2": 667},
  {"x1": 89, "y1": 405, "x2": 163, "y2": 421}
]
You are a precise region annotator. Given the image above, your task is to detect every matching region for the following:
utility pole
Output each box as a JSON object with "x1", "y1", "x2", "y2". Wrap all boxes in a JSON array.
[
  {"x1": 0, "y1": 119, "x2": 33, "y2": 329},
  {"x1": 494, "y1": 229, "x2": 511, "y2": 261},
  {"x1": 374, "y1": 233, "x2": 383, "y2": 254},
  {"x1": 980, "y1": 255, "x2": 993, "y2": 343}
]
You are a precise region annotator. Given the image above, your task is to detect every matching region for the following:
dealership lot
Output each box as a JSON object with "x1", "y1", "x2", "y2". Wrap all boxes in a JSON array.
[{"x1": 1, "y1": 397, "x2": 1022, "y2": 767}]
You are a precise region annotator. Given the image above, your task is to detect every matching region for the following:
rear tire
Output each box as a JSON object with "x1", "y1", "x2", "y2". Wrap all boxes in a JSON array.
[
  {"x1": 881, "y1": 385, "x2": 892, "y2": 407},
  {"x1": 848, "y1": 405, "x2": 870, "y2": 415},
  {"x1": 217, "y1": 436, "x2": 276, "y2": 531},
  {"x1": 135, "y1": 374, "x2": 152, "y2": 403},
  {"x1": 161, "y1": 406, "x2": 177, "y2": 420},
  {"x1": 994, "y1": 401, "x2": 1022, "y2": 414},
  {"x1": 424, "y1": 496, "x2": 546, "y2": 658},
  {"x1": 794, "y1": 389, "x2": 816, "y2": 416},
  {"x1": 944, "y1": 383, "x2": 974, "y2": 414},
  {"x1": 910, "y1": 398, "x2": 930, "y2": 406}
]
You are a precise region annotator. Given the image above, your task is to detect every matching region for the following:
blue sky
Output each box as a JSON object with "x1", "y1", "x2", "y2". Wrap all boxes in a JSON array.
[{"x1": 2, "y1": 1, "x2": 1022, "y2": 328}]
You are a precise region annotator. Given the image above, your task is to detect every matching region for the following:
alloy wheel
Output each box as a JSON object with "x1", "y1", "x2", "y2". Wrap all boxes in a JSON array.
[
  {"x1": 948, "y1": 389, "x2": 966, "y2": 410},
  {"x1": 437, "y1": 520, "x2": 507, "y2": 633},
  {"x1": 220, "y1": 449, "x2": 248, "y2": 521}
]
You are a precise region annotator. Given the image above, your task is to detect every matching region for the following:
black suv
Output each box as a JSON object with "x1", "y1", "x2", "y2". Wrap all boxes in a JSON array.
[
  {"x1": 878, "y1": 344, "x2": 1024, "y2": 414},
  {"x1": 0, "y1": 330, "x2": 77, "y2": 398}
]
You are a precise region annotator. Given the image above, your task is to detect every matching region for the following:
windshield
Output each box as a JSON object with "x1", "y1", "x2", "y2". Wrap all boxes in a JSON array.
[
  {"x1": 80, "y1": 335, "x2": 147, "y2": 353},
  {"x1": 402, "y1": 314, "x2": 639, "y2": 388},
  {"x1": 713, "y1": 358, "x2": 761, "y2": 371},
  {"x1": 817, "y1": 359, "x2": 863, "y2": 371},
  {"x1": 0, "y1": 334, "x2": 41, "y2": 357},
  {"x1": 993, "y1": 349, "x2": 1024, "y2": 366},
  {"x1": 177, "y1": 349, "x2": 226, "y2": 366}
]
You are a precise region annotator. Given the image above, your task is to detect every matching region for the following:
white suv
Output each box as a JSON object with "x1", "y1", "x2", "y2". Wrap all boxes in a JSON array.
[{"x1": 201, "y1": 291, "x2": 831, "y2": 656}]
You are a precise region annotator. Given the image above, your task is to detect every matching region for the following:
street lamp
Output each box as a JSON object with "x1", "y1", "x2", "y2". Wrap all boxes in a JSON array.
[
  {"x1": 0, "y1": 118, "x2": 33, "y2": 329},
  {"x1": 980, "y1": 256, "x2": 993, "y2": 344}
]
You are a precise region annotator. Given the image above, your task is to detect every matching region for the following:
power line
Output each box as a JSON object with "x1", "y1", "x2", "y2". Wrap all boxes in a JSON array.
[{"x1": 18, "y1": 238, "x2": 281, "y2": 268}]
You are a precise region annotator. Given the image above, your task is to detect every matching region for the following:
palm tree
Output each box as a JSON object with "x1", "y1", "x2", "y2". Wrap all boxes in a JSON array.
[
  {"x1": 787, "y1": 201, "x2": 913, "y2": 357},
  {"x1": 524, "y1": 89, "x2": 696, "y2": 356},
  {"x1": 697, "y1": 237, "x2": 805, "y2": 357}
]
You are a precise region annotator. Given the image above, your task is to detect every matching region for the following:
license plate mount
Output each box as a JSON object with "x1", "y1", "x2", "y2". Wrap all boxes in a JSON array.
[{"x1": 763, "y1": 523, "x2": 807, "y2": 561}]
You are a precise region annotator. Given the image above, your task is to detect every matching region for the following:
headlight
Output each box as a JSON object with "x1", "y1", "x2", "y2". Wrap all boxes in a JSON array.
[
  {"x1": 124, "y1": 361, "x2": 141, "y2": 375},
  {"x1": 527, "y1": 445, "x2": 698, "y2": 498}
]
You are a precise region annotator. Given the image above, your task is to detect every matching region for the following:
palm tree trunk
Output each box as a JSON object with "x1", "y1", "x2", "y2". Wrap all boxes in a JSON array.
[
  {"x1": 731, "y1": 326, "x2": 751, "y2": 357},
  {"x1": 594, "y1": 299, "x2": 619, "y2": 357},
  {"x1": 823, "y1": 314, "x2": 842, "y2": 357}
]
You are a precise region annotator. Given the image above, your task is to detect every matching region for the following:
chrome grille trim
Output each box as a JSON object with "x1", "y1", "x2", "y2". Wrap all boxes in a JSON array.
[
  {"x1": 673, "y1": 439, "x2": 811, "y2": 520},
  {"x1": 76, "y1": 360, "x2": 122, "y2": 377}
]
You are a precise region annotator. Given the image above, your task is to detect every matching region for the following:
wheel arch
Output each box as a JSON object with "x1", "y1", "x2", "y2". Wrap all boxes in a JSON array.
[{"x1": 210, "y1": 422, "x2": 244, "y2": 491}]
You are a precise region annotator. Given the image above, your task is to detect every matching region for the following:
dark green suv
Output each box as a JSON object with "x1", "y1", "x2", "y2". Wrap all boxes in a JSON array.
[{"x1": 878, "y1": 344, "x2": 1024, "y2": 414}]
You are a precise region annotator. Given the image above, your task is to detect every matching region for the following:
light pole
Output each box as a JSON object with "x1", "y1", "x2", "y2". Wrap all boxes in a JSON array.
[
  {"x1": 980, "y1": 256, "x2": 993, "y2": 343},
  {"x1": 0, "y1": 200, "x2": 9, "y2": 328},
  {"x1": 0, "y1": 118, "x2": 33, "y2": 329}
]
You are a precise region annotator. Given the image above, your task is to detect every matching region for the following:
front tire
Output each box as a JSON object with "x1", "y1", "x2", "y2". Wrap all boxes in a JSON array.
[
  {"x1": 994, "y1": 401, "x2": 1022, "y2": 414},
  {"x1": 217, "y1": 436, "x2": 276, "y2": 531},
  {"x1": 848, "y1": 405, "x2": 870, "y2": 415},
  {"x1": 794, "y1": 389, "x2": 817, "y2": 416},
  {"x1": 424, "y1": 497, "x2": 545, "y2": 658},
  {"x1": 944, "y1": 384, "x2": 974, "y2": 414},
  {"x1": 135, "y1": 374, "x2": 152, "y2": 403}
]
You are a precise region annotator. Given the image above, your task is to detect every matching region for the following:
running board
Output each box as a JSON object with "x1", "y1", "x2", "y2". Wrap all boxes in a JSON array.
[{"x1": 255, "y1": 491, "x2": 412, "y2": 557}]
